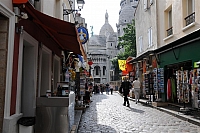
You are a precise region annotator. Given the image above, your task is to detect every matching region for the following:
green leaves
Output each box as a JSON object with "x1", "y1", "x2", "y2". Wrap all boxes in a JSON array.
[{"x1": 117, "y1": 20, "x2": 136, "y2": 59}]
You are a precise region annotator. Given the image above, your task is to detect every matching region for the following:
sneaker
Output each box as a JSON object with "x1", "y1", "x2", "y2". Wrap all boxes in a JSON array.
[
  {"x1": 123, "y1": 104, "x2": 126, "y2": 106},
  {"x1": 127, "y1": 105, "x2": 130, "y2": 107}
]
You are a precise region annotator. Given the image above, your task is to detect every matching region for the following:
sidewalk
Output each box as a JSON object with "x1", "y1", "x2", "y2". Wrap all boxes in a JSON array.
[{"x1": 125, "y1": 93, "x2": 200, "y2": 127}]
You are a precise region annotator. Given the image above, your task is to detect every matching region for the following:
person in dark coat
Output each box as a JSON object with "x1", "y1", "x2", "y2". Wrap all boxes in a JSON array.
[{"x1": 119, "y1": 78, "x2": 132, "y2": 107}]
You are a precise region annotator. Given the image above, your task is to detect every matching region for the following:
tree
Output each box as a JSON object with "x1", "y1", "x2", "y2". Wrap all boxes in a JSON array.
[
  {"x1": 111, "y1": 20, "x2": 136, "y2": 80},
  {"x1": 118, "y1": 19, "x2": 136, "y2": 59}
]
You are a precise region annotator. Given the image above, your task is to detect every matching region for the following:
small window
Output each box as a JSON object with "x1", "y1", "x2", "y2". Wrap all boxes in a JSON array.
[{"x1": 111, "y1": 43, "x2": 112, "y2": 46}]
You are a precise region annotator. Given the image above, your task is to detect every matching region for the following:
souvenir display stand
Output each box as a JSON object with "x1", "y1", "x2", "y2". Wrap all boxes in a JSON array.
[
  {"x1": 176, "y1": 70, "x2": 190, "y2": 104},
  {"x1": 143, "y1": 72, "x2": 154, "y2": 103}
]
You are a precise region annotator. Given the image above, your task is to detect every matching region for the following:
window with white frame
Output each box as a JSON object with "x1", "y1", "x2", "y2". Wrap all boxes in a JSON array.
[
  {"x1": 139, "y1": 36, "x2": 143, "y2": 52},
  {"x1": 188, "y1": 0, "x2": 195, "y2": 15},
  {"x1": 148, "y1": 27, "x2": 153, "y2": 47},
  {"x1": 168, "y1": 9, "x2": 172, "y2": 28}
]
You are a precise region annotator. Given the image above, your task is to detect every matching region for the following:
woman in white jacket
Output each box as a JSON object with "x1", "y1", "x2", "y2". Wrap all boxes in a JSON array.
[{"x1": 132, "y1": 78, "x2": 141, "y2": 104}]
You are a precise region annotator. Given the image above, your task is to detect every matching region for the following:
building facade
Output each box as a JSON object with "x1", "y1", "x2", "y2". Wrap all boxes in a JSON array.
[
  {"x1": 1, "y1": 0, "x2": 86, "y2": 132},
  {"x1": 133, "y1": 0, "x2": 200, "y2": 108}
]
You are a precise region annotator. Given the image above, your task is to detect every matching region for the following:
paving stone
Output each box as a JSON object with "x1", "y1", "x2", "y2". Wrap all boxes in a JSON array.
[{"x1": 78, "y1": 92, "x2": 200, "y2": 133}]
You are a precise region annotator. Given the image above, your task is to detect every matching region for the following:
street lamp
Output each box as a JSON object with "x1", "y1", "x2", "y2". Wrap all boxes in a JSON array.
[
  {"x1": 63, "y1": 0, "x2": 85, "y2": 16},
  {"x1": 77, "y1": 0, "x2": 85, "y2": 10}
]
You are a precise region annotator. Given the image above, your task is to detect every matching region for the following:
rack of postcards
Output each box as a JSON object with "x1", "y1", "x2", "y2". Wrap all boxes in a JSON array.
[
  {"x1": 143, "y1": 72, "x2": 154, "y2": 95},
  {"x1": 152, "y1": 68, "x2": 164, "y2": 99},
  {"x1": 176, "y1": 70, "x2": 190, "y2": 103},
  {"x1": 157, "y1": 68, "x2": 164, "y2": 93}
]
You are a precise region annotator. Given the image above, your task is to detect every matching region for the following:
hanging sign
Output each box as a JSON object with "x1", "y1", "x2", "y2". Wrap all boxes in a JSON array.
[
  {"x1": 118, "y1": 60, "x2": 126, "y2": 71},
  {"x1": 77, "y1": 26, "x2": 89, "y2": 44}
]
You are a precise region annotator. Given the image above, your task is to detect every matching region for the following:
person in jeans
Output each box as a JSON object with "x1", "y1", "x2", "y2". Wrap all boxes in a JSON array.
[{"x1": 132, "y1": 78, "x2": 141, "y2": 104}]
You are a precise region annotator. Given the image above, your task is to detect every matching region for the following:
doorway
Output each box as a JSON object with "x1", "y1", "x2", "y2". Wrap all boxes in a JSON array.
[{"x1": 21, "y1": 40, "x2": 37, "y2": 117}]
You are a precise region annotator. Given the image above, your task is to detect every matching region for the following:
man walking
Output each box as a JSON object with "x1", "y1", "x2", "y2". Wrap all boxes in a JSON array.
[
  {"x1": 132, "y1": 78, "x2": 141, "y2": 104},
  {"x1": 119, "y1": 77, "x2": 132, "y2": 107}
]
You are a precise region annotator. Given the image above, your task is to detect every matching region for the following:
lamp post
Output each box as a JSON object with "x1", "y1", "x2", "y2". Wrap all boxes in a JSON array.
[{"x1": 63, "y1": 0, "x2": 85, "y2": 19}]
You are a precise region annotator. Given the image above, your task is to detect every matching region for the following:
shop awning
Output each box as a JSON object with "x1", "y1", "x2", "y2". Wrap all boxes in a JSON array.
[{"x1": 14, "y1": 1, "x2": 82, "y2": 56}]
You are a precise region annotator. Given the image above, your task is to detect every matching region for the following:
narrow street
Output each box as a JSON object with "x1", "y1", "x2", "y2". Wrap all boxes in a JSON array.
[{"x1": 78, "y1": 92, "x2": 200, "y2": 133}]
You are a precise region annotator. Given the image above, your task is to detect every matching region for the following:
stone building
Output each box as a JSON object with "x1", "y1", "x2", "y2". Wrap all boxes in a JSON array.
[
  {"x1": 116, "y1": 0, "x2": 138, "y2": 52},
  {"x1": 87, "y1": 11, "x2": 118, "y2": 84}
]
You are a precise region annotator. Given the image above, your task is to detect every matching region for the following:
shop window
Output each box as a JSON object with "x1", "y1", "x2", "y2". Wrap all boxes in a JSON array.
[
  {"x1": 40, "y1": 46, "x2": 51, "y2": 96},
  {"x1": 53, "y1": 55, "x2": 60, "y2": 91}
]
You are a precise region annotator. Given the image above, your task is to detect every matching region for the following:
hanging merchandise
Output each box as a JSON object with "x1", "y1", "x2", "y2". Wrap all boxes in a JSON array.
[
  {"x1": 65, "y1": 69, "x2": 70, "y2": 82},
  {"x1": 153, "y1": 68, "x2": 158, "y2": 91},
  {"x1": 176, "y1": 70, "x2": 190, "y2": 103},
  {"x1": 143, "y1": 72, "x2": 154, "y2": 95},
  {"x1": 171, "y1": 78, "x2": 176, "y2": 102},
  {"x1": 167, "y1": 78, "x2": 171, "y2": 101},
  {"x1": 157, "y1": 68, "x2": 164, "y2": 93}
]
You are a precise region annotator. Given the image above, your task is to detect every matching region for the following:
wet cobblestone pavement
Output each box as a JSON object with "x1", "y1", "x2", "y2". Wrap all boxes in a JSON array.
[{"x1": 78, "y1": 92, "x2": 200, "y2": 133}]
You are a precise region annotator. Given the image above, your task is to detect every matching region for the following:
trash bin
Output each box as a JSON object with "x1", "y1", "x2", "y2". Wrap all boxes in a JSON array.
[{"x1": 17, "y1": 117, "x2": 35, "y2": 133}]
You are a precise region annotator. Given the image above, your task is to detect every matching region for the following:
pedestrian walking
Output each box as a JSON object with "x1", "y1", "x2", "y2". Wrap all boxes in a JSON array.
[
  {"x1": 93, "y1": 84, "x2": 98, "y2": 94},
  {"x1": 106, "y1": 83, "x2": 110, "y2": 95},
  {"x1": 110, "y1": 84, "x2": 114, "y2": 95},
  {"x1": 119, "y1": 77, "x2": 132, "y2": 107},
  {"x1": 132, "y1": 78, "x2": 141, "y2": 104},
  {"x1": 100, "y1": 84, "x2": 103, "y2": 94}
]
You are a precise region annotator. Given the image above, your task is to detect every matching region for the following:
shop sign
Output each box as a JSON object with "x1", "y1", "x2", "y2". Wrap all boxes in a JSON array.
[
  {"x1": 77, "y1": 26, "x2": 89, "y2": 44},
  {"x1": 194, "y1": 61, "x2": 200, "y2": 68}
]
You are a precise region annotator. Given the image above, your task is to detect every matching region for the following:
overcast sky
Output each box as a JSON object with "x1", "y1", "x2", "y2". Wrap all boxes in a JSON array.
[{"x1": 81, "y1": 0, "x2": 121, "y2": 37}]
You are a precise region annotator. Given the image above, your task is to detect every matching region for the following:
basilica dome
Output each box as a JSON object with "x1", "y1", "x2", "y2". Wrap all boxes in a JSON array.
[
  {"x1": 118, "y1": 4, "x2": 135, "y2": 25},
  {"x1": 99, "y1": 11, "x2": 114, "y2": 36}
]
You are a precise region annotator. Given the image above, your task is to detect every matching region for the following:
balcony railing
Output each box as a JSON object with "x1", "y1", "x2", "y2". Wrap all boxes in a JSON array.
[
  {"x1": 185, "y1": 12, "x2": 195, "y2": 26},
  {"x1": 166, "y1": 27, "x2": 173, "y2": 36}
]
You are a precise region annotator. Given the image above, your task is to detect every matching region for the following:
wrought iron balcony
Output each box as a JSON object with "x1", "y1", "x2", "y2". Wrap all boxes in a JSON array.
[
  {"x1": 166, "y1": 27, "x2": 173, "y2": 36},
  {"x1": 185, "y1": 12, "x2": 195, "y2": 26}
]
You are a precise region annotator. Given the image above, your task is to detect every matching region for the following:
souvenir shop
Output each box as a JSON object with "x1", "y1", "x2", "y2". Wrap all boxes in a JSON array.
[{"x1": 156, "y1": 30, "x2": 200, "y2": 109}]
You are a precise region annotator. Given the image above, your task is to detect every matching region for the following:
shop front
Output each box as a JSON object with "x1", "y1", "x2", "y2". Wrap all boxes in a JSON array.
[
  {"x1": 156, "y1": 29, "x2": 200, "y2": 109},
  {"x1": 4, "y1": 1, "x2": 86, "y2": 133},
  {"x1": 129, "y1": 51, "x2": 159, "y2": 102}
]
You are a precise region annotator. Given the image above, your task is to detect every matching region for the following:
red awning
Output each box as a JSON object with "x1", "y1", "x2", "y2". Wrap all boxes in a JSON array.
[{"x1": 15, "y1": 2, "x2": 82, "y2": 55}]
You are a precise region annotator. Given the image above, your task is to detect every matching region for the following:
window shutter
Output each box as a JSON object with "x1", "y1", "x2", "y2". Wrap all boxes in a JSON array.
[
  {"x1": 144, "y1": 0, "x2": 147, "y2": 10},
  {"x1": 150, "y1": 27, "x2": 153, "y2": 46},
  {"x1": 148, "y1": 28, "x2": 150, "y2": 47},
  {"x1": 150, "y1": 0, "x2": 153, "y2": 5}
]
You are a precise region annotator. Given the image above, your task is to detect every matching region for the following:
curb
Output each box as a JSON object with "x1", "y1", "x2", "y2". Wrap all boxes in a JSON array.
[{"x1": 71, "y1": 110, "x2": 83, "y2": 133}]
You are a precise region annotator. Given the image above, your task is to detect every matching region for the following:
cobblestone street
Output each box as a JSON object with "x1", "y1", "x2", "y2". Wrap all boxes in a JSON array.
[{"x1": 78, "y1": 92, "x2": 200, "y2": 133}]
